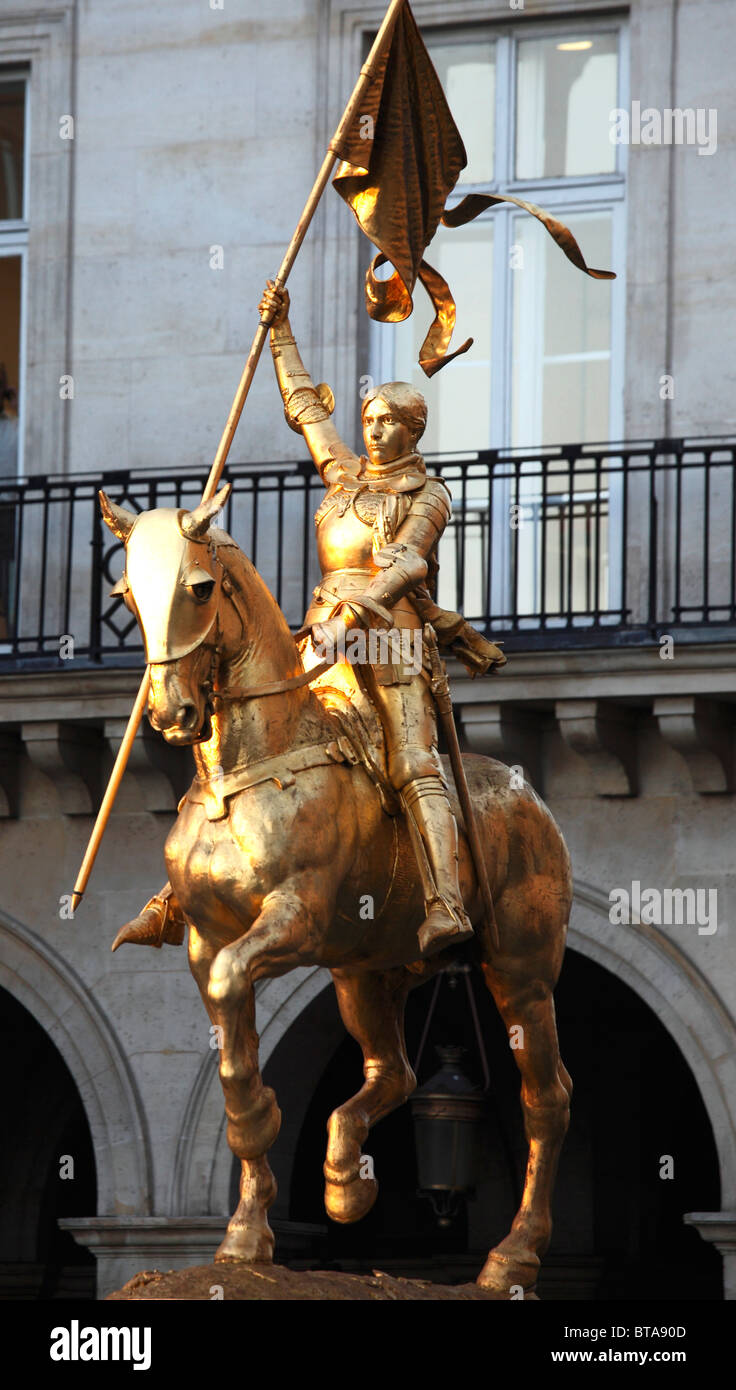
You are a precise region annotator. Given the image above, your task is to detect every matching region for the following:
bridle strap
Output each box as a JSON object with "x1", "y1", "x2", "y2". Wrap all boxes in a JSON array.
[
  {"x1": 211, "y1": 564, "x2": 334, "y2": 705},
  {"x1": 212, "y1": 656, "x2": 334, "y2": 706}
]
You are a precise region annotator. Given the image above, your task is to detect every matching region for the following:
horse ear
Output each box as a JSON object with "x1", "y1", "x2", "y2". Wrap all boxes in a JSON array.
[
  {"x1": 99, "y1": 491, "x2": 137, "y2": 541},
  {"x1": 180, "y1": 482, "x2": 232, "y2": 540}
]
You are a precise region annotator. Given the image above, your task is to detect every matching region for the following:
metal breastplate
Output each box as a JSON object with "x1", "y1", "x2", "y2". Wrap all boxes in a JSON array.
[
  {"x1": 316, "y1": 493, "x2": 376, "y2": 574},
  {"x1": 309, "y1": 484, "x2": 420, "y2": 632}
]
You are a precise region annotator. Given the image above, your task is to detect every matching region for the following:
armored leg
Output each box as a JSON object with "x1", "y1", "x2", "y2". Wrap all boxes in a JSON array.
[
  {"x1": 111, "y1": 882, "x2": 187, "y2": 952},
  {"x1": 363, "y1": 665, "x2": 474, "y2": 957},
  {"x1": 400, "y1": 776, "x2": 474, "y2": 955}
]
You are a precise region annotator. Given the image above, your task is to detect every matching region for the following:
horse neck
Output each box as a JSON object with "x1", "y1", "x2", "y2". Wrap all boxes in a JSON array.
[{"x1": 194, "y1": 541, "x2": 326, "y2": 779}]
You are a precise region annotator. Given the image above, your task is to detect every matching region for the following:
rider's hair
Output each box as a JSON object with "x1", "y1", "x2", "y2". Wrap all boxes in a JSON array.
[{"x1": 361, "y1": 382, "x2": 428, "y2": 447}]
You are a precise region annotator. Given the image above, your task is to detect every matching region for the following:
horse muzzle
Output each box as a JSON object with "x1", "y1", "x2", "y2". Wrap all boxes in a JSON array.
[
  {"x1": 155, "y1": 702, "x2": 202, "y2": 744},
  {"x1": 147, "y1": 662, "x2": 212, "y2": 745}
]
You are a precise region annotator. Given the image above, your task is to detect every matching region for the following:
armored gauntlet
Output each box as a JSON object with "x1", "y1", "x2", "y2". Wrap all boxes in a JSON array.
[{"x1": 271, "y1": 321, "x2": 335, "y2": 433}]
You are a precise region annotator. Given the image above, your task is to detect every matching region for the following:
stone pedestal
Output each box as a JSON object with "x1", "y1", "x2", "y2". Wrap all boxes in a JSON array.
[
  {"x1": 60, "y1": 1217, "x2": 325, "y2": 1300},
  {"x1": 106, "y1": 1262, "x2": 536, "y2": 1301},
  {"x1": 684, "y1": 1212, "x2": 736, "y2": 1299}
]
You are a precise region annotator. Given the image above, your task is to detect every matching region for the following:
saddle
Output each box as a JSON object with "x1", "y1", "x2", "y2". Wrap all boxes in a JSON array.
[
  {"x1": 298, "y1": 622, "x2": 413, "y2": 808},
  {"x1": 314, "y1": 682, "x2": 399, "y2": 816}
]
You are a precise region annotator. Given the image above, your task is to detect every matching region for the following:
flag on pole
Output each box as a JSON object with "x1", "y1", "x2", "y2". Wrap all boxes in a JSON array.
[{"x1": 332, "y1": 0, "x2": 615, "y2": 377}]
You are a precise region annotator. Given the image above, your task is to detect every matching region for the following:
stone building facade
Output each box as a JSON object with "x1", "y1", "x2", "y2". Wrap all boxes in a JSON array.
[{"x1": 0, "y1": 0, "x2": 735, "y2": 1299}]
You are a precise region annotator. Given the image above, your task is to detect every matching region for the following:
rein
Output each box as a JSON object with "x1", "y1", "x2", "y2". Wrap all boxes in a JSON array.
[
  {"x1": 185, "y1": 595, "x2": 357, "y2": 819},
  {"x1": 211, "y1": 657, "x2": 333, "y2": 707},
  {"x1": 208, "y1": 621, "x2": 335, "y2": 708},
  {"x1": 205, "y1": 565, "x2": 336, "y2": 709},
  {"x1": 180, "y1": 571, "x2": 393, "y2": 823}
]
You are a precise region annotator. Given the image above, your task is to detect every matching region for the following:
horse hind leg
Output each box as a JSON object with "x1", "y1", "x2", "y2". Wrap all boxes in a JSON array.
[
  {"x1": 325, "y1": 968, "x2": 415, "y2": 1224},
  {"x1": 477, "y1": 960, "x2": 571, "y2": 1296}
]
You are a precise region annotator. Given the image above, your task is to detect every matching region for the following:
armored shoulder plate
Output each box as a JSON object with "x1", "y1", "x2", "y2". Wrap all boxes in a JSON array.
[{"x1": 410, "y1": 476, "x2": 452, "y2": 528}]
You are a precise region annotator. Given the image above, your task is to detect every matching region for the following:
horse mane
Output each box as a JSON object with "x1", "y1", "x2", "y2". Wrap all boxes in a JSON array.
[{"x1": 211, "y1": 525, "x2": 317, "y2": 695}]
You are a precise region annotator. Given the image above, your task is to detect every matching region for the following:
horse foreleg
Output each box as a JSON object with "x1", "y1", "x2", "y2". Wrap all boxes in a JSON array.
[
  {"x1": 325, "y1": 968, "x2": 415, "y2": 1224},
  {"x1": 202, "y1": 892, "x2": 314, "y2": 1263},
  {"x1": 477, "y1": 966, "x2": 571, "y2": 1295},
  {"x1": 187, "y1": 924, "x2": 276, "y2": 1262}
]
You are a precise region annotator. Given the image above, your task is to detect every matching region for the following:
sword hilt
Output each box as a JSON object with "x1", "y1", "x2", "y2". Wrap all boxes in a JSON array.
[{"x1": 424, "y1": 624, "x2": 453, "y2": 715}]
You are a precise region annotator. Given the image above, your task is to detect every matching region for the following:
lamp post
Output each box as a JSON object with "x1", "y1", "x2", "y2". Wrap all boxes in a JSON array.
[
  {"x1": 409, "y1": 962, "x2": 491, "y2": 1226},
  {"x1": 410, "y1": 1044, "x2": 486, "y2": 1225}
]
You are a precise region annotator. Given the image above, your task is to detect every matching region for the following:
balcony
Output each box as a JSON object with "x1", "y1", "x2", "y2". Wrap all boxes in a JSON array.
[
  {"x1": 1, "y1": 437, "x2": 735, "y2": 809},
  {"x1": 2, "y1": 436, "x2": 736, "y2": 670}
]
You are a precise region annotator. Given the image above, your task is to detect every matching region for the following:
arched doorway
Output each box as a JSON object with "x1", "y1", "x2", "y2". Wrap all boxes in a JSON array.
[
  {"x1": 0, "y1": 910, "x2": 152, "y2": 1219},
  {"x1": 282, "y1": 949, "x2": 722, "y2": 1299},
  {"x1": 0, "y1": 986, "x2": 97, "y2": 1298}
]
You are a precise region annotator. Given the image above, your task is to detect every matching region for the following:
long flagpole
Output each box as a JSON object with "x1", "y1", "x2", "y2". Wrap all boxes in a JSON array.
[
  {"x1": 70, "y1": 0, "x2": 406, "y2": 912},
  {"x1": 71, "y1": 672, "x2": 152, "y2": 912}
]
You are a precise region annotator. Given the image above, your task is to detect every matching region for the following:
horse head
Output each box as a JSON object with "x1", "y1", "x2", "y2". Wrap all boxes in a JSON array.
[{"x1": 99, "y1": 484, "x2": 232, "y2": 744}]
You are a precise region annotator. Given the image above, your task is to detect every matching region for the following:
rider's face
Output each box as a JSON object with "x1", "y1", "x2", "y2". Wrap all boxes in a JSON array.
[{"x1": 363, "y1": 398, "x2": 413, "y2": 466}]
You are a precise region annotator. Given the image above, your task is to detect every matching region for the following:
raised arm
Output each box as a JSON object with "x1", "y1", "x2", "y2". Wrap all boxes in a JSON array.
[{"x1": 259, "y1": 282, "x2": 360, "y2": 484}]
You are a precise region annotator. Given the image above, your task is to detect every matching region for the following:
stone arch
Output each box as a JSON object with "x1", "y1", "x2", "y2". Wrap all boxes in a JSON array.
[
  {"x1": 569, "y1": 880, "x2": 736, "y2": 1202},
  {"x1": 172, "y1": 881, "x2": 736, "y2": 1217},
  {"x1": 0, "y1": 908, "x2": 153, "y2": 1214}
]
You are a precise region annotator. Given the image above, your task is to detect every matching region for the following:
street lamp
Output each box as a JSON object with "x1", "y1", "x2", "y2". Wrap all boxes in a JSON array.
[
  {"x1": 409, "y1": 962, "x2": 491, "y2": 1225},
  {"x1": 410, "y1": 1044, "x2": 486, "y2": 1225}
]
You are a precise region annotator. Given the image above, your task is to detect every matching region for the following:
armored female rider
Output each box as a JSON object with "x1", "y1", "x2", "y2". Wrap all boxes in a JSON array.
[{"x1": 113, "y1": 283, "x2": 504, "y2": 958}]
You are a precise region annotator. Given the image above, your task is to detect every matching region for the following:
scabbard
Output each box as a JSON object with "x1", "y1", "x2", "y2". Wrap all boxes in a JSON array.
[{"x1": 425, "y1": 627, "x2": 500, "y2": 953}]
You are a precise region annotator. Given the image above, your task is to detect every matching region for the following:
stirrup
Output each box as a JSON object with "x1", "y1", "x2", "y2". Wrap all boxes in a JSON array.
[{"x1": 418, "y1": 899, "x2": 474, "y2": 958}]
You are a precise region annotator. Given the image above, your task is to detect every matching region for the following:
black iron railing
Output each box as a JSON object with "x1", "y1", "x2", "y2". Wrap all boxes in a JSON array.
[{"x1": 1, "y1": 436, "x2": 736, "y2": 670}]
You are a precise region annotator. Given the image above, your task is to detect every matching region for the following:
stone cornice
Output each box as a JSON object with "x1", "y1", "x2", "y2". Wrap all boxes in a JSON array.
[
  {"x1": 450, "y1": 642, "x2": 736, "y2": 707},
  {"x1": 2, "y1": 642, "x2": 736, "y2": 808}
]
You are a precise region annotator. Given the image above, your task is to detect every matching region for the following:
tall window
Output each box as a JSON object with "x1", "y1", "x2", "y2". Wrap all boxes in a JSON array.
[
  {"x1": 370, "y1": 21, "x2": 626, "y2": 628},
  {"x1": 0, "y1": 70, "x2": 27, "y2": 644},
  {"x1": 0, "y1": 70, "x2": 27, "y2": 476},
  {"x1": 371, "y1": 21, "x2": 626, "y2": 453}
]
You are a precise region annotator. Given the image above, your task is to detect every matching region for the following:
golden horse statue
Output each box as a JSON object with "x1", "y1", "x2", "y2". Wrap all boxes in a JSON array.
[{"x1": 99, "y1": 484, "x2": 573, "y2": 1296}]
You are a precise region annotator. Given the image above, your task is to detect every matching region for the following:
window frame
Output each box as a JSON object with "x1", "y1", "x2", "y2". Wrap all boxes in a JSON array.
[
  {"x1": 370, "y1": 14, "x2": 629, "y2": 453},
  {"x1": 0, "y1": 66, "x2": 30, "y2": 479}
]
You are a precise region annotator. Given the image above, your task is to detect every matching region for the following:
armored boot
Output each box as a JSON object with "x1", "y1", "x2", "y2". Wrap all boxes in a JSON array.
[
  {"x1": 400, "y1": 776, "x2": 474, "y2": 957},
  {"x1": 111, "y1": 883, "x2": 187, "y2": 953}
]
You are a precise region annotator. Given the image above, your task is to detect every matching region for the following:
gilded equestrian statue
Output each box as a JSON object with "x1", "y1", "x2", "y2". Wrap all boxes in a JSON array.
[{"x1": 100, "y1": 285, "x2": 573, "y2": 1296}]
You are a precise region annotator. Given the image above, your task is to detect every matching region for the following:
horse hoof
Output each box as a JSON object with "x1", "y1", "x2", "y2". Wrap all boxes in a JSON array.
[
  {"x1": 476, "y1": 1249, "x2": 539, "y2": 1296},
  {"x1": 215, "y1": 1223, "x2": 275, "y2": 1264},
  {"x1": 324, "y1": 1168, "x2": 379, "y2": 1224}
]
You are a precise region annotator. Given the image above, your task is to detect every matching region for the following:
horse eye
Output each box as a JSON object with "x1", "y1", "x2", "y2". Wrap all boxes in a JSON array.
[{"x1": 190, "y1": 580, "x2": 215, "y2": 603}]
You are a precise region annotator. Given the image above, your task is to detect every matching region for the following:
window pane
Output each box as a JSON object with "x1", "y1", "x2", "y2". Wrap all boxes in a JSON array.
[
  {"x1": 516, "y1": 35, "x2": 618, "y2": 179},
  {"x1": 512, "y1": 211, "x2": 612, "y2": 446},
  {"x1": 0, "y1": 255, "x2": 20, "y2": 471},
  {"x1": 0, "y1": 80, "x2": 25, "y2": 220},
  {"x1": 390, "y1": 220, "x2": 493, "y2": 454},
  {"x1": 0, "y1": 254, "x2": 21, "y2": 639},
  {"x1": 428, "y1": 41, "x2": 495, "y2": 184}
]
